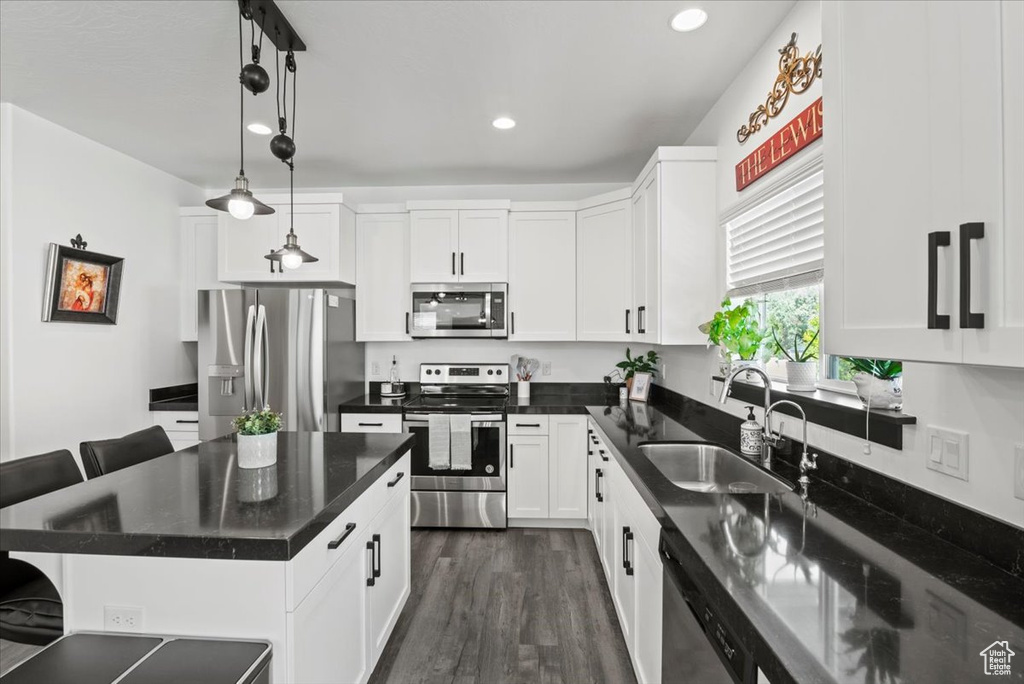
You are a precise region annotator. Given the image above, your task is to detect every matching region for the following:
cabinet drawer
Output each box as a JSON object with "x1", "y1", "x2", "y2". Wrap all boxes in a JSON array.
[
  {"x1": 289, "y1": 453, "x2": 409, "y2": 610},
  {"x1": 341, "y1": 413, "x2": 403, "y2": 433},
  {"x1": 151, "y1": 411, "x2": 200, "y2": 434},
  {"x1": 508, "y1": 415, "x2": 549, "y2": 435}
]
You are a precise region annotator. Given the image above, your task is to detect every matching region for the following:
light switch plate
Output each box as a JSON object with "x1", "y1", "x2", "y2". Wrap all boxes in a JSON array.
[
  {"x1": 542, "y1": 362, "x2": 552, "y2": 376},
  {"x1": 1014, "y1": 444, "x2": 1024, "y2": 501},
  {"x1": 925, "y1": 426, "x2": 969, "y2": 482},
  {"x1": 370, "y1": 361, "x2": 381, "y2": 378}
]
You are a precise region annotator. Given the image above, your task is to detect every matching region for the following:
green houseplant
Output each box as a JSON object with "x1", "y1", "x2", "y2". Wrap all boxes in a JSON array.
[
  {"x1": 233, "y1": 407, "x2": 282, "y2": 469},
  {"x1": 616, "y1": 348, "x2": 660, "y2": 392},
  {"x1": 771, "y1": 324, "x2": 819, "y2": 392},
  {"x1": 845, "y1": 358, "x2": 903, "y2": 410},
  {"x1": 699, "y1": 298, "x2": 765, "y2": 373}
]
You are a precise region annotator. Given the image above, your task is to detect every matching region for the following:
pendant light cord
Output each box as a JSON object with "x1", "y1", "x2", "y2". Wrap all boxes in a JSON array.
[{"x1": 238, "y1": 11, "x2": 245, "y2": 176}]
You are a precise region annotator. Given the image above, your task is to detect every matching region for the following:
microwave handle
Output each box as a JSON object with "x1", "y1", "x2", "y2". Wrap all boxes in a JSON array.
[{"x1": 406, "y1": 312, "x2": 410, "y2": 335}]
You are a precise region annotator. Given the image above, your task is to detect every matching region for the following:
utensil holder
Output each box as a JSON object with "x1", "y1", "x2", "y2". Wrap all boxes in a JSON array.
[{"x1": 518, "y1": 380, "x2": 530, "y2": 399}]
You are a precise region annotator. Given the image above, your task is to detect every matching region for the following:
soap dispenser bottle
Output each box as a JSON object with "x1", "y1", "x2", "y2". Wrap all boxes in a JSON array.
[{"x1": 740, "y1": 405, "x2": 763, "y2": 457}]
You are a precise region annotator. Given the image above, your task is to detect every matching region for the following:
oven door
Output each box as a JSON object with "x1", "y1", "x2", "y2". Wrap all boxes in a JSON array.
[
  {"x1": 408, "y1": 284, "x2": 507, "y2": 338},
  {"x1": 403, "y1": 414, "x2": 506, "y2": 491}
]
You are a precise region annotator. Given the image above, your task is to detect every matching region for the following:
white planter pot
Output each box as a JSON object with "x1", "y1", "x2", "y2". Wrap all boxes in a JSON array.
[
  {"x1": 851, "y1": 373, "x2": 903, "y2": 410},
  {"x1": 785, "y1": 361, "x2": 817, "y2": 392},
  {"x1": 518, "y1": 380, "x2": 530, "y2": 399},
  {"x1": 237, "y1": 432, "x2": 278, "y2": 469}
]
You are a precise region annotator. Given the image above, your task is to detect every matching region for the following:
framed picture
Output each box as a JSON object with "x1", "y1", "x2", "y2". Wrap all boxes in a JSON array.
[
  {"x1": 42, "y1": 243, "x2": 124, "y2": 324},
  {"x1": 629, "y1": 371, "x2": 653, "y2": 402}
]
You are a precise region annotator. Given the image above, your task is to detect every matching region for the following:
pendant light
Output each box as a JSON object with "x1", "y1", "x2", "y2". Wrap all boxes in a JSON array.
[
  {"x1": 206, "y1": 8, "x2": 274, "y2": 220},
  {"x1": 266, "y1": 47, "x2": 317, "y2": 271}
]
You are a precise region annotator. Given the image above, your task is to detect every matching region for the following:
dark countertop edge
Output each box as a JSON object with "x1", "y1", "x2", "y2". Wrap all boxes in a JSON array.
[
  {"x1": 1, "y1": 434, "x2": 416, "y2": 562},
  {"x1": 585, "y1": 404, "x2": 1024, "y2": 684},
  {"x1": 148, "y1": 397, "x2": 199, "y2": 412},
  {"x1": 338, "y1": 397, "x2": 408, "y2": 414}
]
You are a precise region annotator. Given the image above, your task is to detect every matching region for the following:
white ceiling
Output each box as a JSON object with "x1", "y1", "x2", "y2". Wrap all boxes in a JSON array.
[{"x1": 0, "y1": 0, "x2": 795, "y2": 189}]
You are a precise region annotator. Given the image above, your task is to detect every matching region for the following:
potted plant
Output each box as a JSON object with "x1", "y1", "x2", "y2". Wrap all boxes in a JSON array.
[
  {"x1": 615, "y1": 347, "x2": 660, "y2": 393},
  {"x1": 233, "y1": 407, "x2": 282, "y2": 469},
  {"x1": 770, "y1": 325, "x2": 819, "y2": 392},
  {"x1": 699, "y1": 298, "x2": 764, "y2": 374},
  {"x1": 846, "y1": 358, "x2": 903, "y2": 410}
]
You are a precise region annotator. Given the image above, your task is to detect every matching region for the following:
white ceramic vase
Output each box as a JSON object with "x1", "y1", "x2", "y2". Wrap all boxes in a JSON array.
[
  {"x1": 518, "y1": 380, "x2": 531, "y2": 400},
  {"x1": 237, "y1": 431, "x2": 278, "y2": 469},
  {"x1": 851, "y1": 373, "x2": 903, "y2": 410},
  {"x1": 785, "y1": 361, "x2": 817, "y2": 392}
]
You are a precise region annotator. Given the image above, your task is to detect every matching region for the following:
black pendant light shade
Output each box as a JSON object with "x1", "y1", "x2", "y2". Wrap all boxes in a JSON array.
[{"x1": 206, "y1": 175, "x2": 274, "y2": 219}]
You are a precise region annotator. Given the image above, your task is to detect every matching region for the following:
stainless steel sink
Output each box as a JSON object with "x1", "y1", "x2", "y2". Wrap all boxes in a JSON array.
[{"x1": 640, "y1": 442, "x2": 793, "y2": 494}]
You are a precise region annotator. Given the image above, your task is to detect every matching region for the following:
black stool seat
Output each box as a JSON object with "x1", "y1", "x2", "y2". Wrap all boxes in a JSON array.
[{"x1": 80, "y1": 425, "x2": 174, "y2": 479}]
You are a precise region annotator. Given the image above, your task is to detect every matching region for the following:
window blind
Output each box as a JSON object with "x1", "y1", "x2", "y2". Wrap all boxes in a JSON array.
[{"x1": 725, "y1": 169, "x2": 824, "y2": 296}]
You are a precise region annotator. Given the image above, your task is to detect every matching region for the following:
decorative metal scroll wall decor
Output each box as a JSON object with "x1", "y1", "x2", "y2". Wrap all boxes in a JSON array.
[{"x1": 736, "y1": 33, "x2": 822, "y2": 144}]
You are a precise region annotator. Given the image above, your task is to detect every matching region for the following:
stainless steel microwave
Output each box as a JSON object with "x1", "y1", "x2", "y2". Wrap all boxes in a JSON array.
[{"x1": 408, "y1": 283, "x2": 508, "y2": 338}]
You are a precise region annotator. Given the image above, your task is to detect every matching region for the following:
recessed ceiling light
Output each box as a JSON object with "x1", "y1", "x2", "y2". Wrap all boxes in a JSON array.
[
  {"x1": 492, "y1": 117, "x2": 516, "y2": 130},
  {"x1": 247, "y1": 122, "x2": 272, "y2": 135},
  {"x1": 670, "y1": 8, "x2": 708, "y2": 32}
]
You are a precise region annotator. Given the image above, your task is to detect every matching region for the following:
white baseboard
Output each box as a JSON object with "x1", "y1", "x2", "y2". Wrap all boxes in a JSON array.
[{"x1": 508, "y1": 518, "x2": 589, "y2": 529}]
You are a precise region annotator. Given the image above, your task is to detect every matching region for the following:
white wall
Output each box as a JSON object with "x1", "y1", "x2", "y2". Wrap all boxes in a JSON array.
[
  {"x1": 0, "y1": 104, "x2": 205, "y2": 463},
  {"x1": 366, "y1": 340, "x2": 639, "y2": 385},
  {"x1": 668, "y1": 1, "x2": 1024, "y2": 527}
]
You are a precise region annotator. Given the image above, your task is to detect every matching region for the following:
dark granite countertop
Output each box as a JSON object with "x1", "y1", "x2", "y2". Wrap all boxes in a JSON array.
[
  {"x1": 338, "y1": 395, "x2": 410, "y2": 414},
  {"x1": 0, "y1": 432, "x2": 415, "y2": 561},
  {"x1": 588, "y1": 402, "x2": 1024, "y2": 684},
  {"x1": 148, "y1": 383, "x2": 199, "y2": 412}
]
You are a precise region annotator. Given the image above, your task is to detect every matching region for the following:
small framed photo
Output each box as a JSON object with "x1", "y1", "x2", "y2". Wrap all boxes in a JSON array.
[
  {"x1": 42, "y1": 243, "x2": 124, "y2": 324},
  {"x1": 629, "y1": 372, "x2": 653, "y2": 402}
]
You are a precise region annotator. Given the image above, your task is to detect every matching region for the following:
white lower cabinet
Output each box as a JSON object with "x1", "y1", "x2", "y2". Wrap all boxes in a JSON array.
[
  {"x1": 508, "y1": 415, "x2": 589, "y2": 521},
  {"x1": 548, "y1": 416, "x2": 588, "y2": 518},
  {"x1": 611, "y1": 488, "x2": 637, "y2": 656},
  {"x1": 151, "y1": 411, "x2": 200, "y2": 452},
  {"x1": 507, "y1": 435, "x2": 549, "y2": 518},
  {"x1": 368, "y1": 481, "x2": 412, "y2": 663},
  {"x1": 633, "y1": 528, "x2": 663, "y2": 684},
  {"x1": 341, "y1": 413, "x2": 404, "y2": 434}
]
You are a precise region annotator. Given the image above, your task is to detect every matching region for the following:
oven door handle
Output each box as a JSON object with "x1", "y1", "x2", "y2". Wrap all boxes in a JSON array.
[{"x1": 403, "y1": 413, "x2": 505, "y2": 423}]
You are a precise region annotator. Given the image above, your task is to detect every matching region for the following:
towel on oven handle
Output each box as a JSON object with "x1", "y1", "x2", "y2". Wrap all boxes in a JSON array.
[
  {"x1": 449, "y1": 414, "x2": 473, "y2": 471},
  {"x1": 428, "y1": 414, "x2": 451, "y2": 470}
]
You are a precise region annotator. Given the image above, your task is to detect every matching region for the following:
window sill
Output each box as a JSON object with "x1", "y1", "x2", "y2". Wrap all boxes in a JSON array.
[{"x1": 712, "y1": 375, "x2": 916, "y2": 450}]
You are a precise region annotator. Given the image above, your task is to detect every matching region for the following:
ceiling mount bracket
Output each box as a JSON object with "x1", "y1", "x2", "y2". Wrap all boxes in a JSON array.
[{"x1": 238, "y1": 0, "x2": 306, "y2": 52}]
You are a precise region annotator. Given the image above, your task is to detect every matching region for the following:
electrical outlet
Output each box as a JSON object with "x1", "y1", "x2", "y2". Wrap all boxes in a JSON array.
[
  {"x1": 1014, "y1": 444, "x2": 1024, "y2": 501},
  {"x1": 542, "y1": 362, "x2": 552, "y2": 376},
  {"x1": 104, "y1": 606, "x2": 143, "y2": 632},
  {"x1": 370, "y1": 361, "x2": 381, "y2": 378},
  {"x1": 925, "y1": 426, "x2": 969, "y2": 482}
]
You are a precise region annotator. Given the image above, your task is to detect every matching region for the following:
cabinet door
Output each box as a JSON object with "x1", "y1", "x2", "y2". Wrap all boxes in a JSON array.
[
  {"x1": 600, "y1": 460, "x2": 617, "y2": 580},
  {"x1": 548, "y1": 415, "x2": 587, "y2": 519},
  {"x1": 276, "y1": 204, "x2": 342, "y2": 281},
  {"x1": 824, "y1": 1, "x2": 964, "y2": 363},
  {"x1": 611, "y1": 493, "x2": 636, "y2": 655},
  {"x1": 509, "y1": 212, "x2": 576, "y2": 340},
  {"x1": 181, "y1": 214, "x2": 229, "y2": 342},
  {"x1": 642, "y1": 166, "x2": 661, "y2": 344},
  {"x1": 633, "y1": 530, "x2": 663, "y2": 684},
  {"x1": 507, "y1": 436, "x2": 549, "y2": 518},
  {"x1": 458, "y1": 210, "x2": 508, "y2": 282},
  {"x1": 631, "y1": 173, "x2": 652, "y2": 343},
  {"x1": 577, "y1": 200, "x2": 632, "y2": 341},
  {"x1": 368, "y1": 476, "x2": 411, "y2": 665},
  {"x1": 356, "y1": 213, "x2": 411, "y2": 341},
  {"x1": 409, "y1": 210, "x2": 459, "y2": 283},
  {"x1": 218, "y1": 211, "x2": 281, "y2": 283},
  {"x1": 963, "y1": 0, "x2": 1024, "y2": 367},
  {"x1": 288, "y1": 525, "x2": 371, "y2": 684}
]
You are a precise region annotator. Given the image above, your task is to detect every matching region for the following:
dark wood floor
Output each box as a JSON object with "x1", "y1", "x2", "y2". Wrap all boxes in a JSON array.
[{"x1": 369, "y1": 528, "x2": 637, "y2": 684}]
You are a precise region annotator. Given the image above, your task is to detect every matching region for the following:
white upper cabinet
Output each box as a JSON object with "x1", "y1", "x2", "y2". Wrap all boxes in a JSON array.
[
  {"x1": 577, "y1": 199, "x2": 632, "y2": 341},
  {"x1": 409, "y1": 209, "x2": 508, "y2": 283},
  {"x1": 180, "y1": 208, "x2": 238, "y2": 342},
  {"x1": 217, "y1": 195, "x2": 355, "y2": 285},
  {"x1": 409, "y1": 210, "x2": 459, "y2": 283},
  {"x1": 629, "y1": 151, "x2": 718, "y2": 346},
  {"x1": 509, "y1": 211, "x2": 576, "y2": 341},
  {"x1": 356, "y1": 213, "x2": 411, "y2": 341},
  {"x1": 823, "y1": 0, "x2": 1022, "y2": 367}
]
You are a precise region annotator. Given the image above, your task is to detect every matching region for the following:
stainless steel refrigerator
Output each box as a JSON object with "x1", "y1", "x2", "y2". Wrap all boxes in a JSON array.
[{"x1": 198, "y1": 288, "x2": 364, "y2": 440}]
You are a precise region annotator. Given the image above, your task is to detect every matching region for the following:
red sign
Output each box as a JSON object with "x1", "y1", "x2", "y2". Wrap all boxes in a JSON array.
[{"x1": 735, "y1": 97, "x2": 822, "y2": 191}]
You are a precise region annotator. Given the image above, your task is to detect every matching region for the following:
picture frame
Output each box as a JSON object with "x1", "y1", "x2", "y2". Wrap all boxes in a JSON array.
[
  {"x1": 42, "y1": 243, "x2": 124, "y2": 324},
  {"x1": 629, "y1": 371, "x2": 653, "y2": 402}
]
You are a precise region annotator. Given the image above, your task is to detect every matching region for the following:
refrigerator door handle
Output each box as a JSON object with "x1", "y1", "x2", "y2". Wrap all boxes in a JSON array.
[
  {"x1": 243, "y1": 304, "x2": 256, "y2": 412},
  {"x1": 309, "y1": 293, "x2": 324, "y2": 430},
  {"x1": 253, "y1": 305, "x2": 268, "y2": 410}
]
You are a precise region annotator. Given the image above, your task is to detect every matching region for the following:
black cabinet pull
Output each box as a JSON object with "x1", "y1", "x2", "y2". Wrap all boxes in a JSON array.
[
  {"x1": 927, "y1": 231, "x2": 951, "y2": 329},
  {"x1": 595, "y1": 468, "x2": 603, "y2": 502},
  {"x1": 328, "y1": 522, "x2": 356, "y2": 550},
  {"x1": 511, "y1": 312, "x2": 515, "y2": 335},
  {"x1": 373, "y1": 533, "x2": 382, "y2": 579},
  {"x1": 452, "y1": 252, "x2": 456, "y2": 276},
  {"x1": 366, "y1": 540, "x2": 376, "y2": 586},
  {"x1": 625, "y1": 309, "x2": 630, "y2": 334},
  {"x1": 460, "y1": 252, "x2": 465, "y2": 275},
  {"x1": 175, "y1": 419, "x2": 199, "y2": 424},
  {"x1": 599, "y1": 449, "x2": 608, "y2": 462},
  {"x1": 590, "y1": 436, "x2": 598, "y2": 444},
  {"x1": 359, "y1": 422, "x2": 384, "y2": 427},
  {"x1": 517, "y1": 423, "x2": 542, "y2": 428},
  {"x1": 405, "y1": 312, "x2": 410, "y2": 335},
  {"x1": 387, "y1": 472, "x2": 405, "y2": 487},
  {"x1": 637, "y1": 306, "x2": 646, "y2": 334},
  {"x1": 509, "y1": 443, "x2": 514, "y2": 469},
  {"x1": 959, "y1": 222, "x2": 985, "y2": 329},
  {"x1": 623, "y1": 526, "x2": 634, "y2": 576}
]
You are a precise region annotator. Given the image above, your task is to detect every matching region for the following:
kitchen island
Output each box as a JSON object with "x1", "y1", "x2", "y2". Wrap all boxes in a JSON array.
[{"x1": 0, "y1": 431, "x2": 415, "y2": 684}]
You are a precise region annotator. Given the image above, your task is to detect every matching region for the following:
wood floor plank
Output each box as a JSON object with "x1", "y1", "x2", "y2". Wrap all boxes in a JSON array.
[{"x1": 370, "y1": 528, "x2": 637, "y2": 684}]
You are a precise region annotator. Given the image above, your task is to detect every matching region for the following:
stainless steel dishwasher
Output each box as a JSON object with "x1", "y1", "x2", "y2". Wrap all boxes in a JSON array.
[{"x1": 660, "y1": 532, "x2": 756, "y2": 684}]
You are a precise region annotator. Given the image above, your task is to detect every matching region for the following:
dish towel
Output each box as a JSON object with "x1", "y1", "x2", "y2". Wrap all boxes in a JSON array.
[
  {"x1": 428, "y1": 414, "x2": 451, "y2": 470},
  {"x1": 449, "y1": 414, "x2": 473, "y2": 471}
]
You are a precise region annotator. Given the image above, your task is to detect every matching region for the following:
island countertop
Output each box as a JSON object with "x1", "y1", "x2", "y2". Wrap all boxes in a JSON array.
[{"x1": 0, "y1": 431, "x2": 415, "y2": 562}]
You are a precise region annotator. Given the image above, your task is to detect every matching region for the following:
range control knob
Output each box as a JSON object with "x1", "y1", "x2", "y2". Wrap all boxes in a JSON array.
[
  {"x1": 425, "y1": 369, "x2": 432, "y2": 375},
  {"x1": 434, "y1": 369, "x2": 442, "y2": 375},
  {"x1": 496, "y1": 369, "x2": 503, "y2": 376},
  {"x1": 487, "y1": 369, "x2": 494, "y2": 375}
]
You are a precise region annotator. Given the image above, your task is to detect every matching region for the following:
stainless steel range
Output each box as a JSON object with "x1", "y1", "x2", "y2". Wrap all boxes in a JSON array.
[{"x1": 403, "y1": 363, "x2": 509, "y2": 528}]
